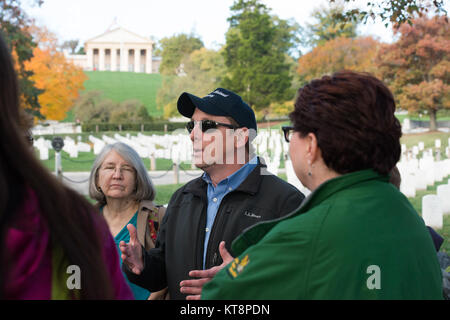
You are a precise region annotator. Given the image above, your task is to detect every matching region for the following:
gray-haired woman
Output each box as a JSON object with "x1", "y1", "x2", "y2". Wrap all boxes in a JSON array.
[{"x1": 89, "y1": 142, "x2": 166, "y2": 299}]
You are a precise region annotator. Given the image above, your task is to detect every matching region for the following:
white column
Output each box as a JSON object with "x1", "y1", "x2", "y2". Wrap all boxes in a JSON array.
[
  {"x1": 87, "y1": 47, "x2": 93, "y2": 71},
  {"x1": 99, "y1": 48, "x2": 105, "y2": 71},
  {"x1": 120, "y1": 46, "x2": 128, "y2": 72},
  {"x1": 111, "y1": 47, "x2": 117, "y2": 71},
  {"x1": 145, "y1": 47, "x2": 152, "y2": 74},
  {"x1": 134, "y1": 48, "x2": 140, "y2": 73}
]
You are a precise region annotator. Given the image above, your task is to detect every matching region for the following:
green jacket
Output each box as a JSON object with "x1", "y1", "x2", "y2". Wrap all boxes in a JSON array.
[{"x1": 202, "y1": 170, "x2": 443, "y2": 299}]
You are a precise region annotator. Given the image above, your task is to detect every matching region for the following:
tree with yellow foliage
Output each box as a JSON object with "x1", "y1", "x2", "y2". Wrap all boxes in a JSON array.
[
  {"x1": 24, "y1": 26, "x2": 87, "y2": 120},
  {"x1": 297, "y1": 36, "x2": 380, "y2": 84}
]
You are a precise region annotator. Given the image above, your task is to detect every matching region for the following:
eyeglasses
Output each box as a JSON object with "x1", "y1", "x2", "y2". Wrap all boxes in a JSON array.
[
  {"x1": 186, "y1": 120, "x2": 239, "y2": 133},
  {"x1": 281, "y1": 126, "x2": 294, "y2": 143}
]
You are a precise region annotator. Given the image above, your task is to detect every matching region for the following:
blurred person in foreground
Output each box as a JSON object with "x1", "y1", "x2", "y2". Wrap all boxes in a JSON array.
[
  {"x1": 89, "y1": 142, "x2": 166, "y2": 300},
  {"x1": 0, "y1": 33, "x2": 132, "y2": 299},
  {"x1": 120, "y1": 88, "x2": 305, "y2": 299},
  {"x1": 198, "y1": 71, "x2": 443, "y2": 299}
]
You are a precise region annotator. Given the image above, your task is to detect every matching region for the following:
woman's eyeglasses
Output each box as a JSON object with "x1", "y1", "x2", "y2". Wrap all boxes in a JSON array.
[
  {"x1": 186, "y1": 120, "x2": 239, "y2": 133},
  {"x1": 281, "y1": 126, "x2": 294, "y2": 143}
]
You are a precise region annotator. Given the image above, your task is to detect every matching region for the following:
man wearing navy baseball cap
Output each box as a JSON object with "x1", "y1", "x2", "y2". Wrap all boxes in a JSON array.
[
  {"x1": 178, "y1": 88, "x2": 257, "y2": 133},
  {"x1": 121, "y1": 88, "x2": 305, "y2": 300}
]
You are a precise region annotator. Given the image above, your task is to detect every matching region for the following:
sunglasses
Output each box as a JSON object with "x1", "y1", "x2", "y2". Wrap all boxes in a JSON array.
[
  {"x1": 186, "y1": 120, "x2": 239, "y2": 133},
  {"x1": 281, "y1": 126, "x2": 294, "y2": 143}
]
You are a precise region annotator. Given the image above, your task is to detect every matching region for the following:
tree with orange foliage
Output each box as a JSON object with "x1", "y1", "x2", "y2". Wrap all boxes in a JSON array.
[
  {"x1": 297, "y1": 36, "x2": 380, "y2": 83},
  {"x1": 24, "y1": 26, "x2": 87, "y2": 120},
  {"x1": 376, "y1": 15, "x2": 449, "y2": 130}
]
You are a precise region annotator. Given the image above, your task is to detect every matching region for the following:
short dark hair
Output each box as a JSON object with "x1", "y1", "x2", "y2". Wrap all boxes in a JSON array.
[{"x1": 289, "y1": 71, "x2": 402, "y2": 175}]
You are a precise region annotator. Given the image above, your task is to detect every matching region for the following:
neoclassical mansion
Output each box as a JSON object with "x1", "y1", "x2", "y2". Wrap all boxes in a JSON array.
[{"x1": 66, "y1": 27, "x2": 161, "y2": 74}]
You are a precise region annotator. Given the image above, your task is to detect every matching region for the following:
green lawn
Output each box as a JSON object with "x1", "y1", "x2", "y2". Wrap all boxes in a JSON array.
[
  {"x1": 400, "y1": 131, "x2": 450, "y2": 151},
  {"x1": 82, "y1": 71, "x2": 164, "y2": 117},
  {"x1": 154, "y1": 183, "x2": 184, "y2": 205}
]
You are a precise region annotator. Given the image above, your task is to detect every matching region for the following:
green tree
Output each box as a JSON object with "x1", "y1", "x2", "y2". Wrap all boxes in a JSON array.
[
  {"x1": 72, "y1": 91, "x2": 113, "y2": 123},
  {"x1": 157, "y1": 47, "x2": 225, "y2": 118},
  {"x1": 376, "y1": 15, "x2": 449, "y2": 130},
  {"x1": 110, "y1": 100, "x2": 152, "y2": 123},
  {"x1": 221, "y1": 0, "x2": 295, "y2": 113},
  {"x1": 329, "y1": 0, "x2": 447, "y2": 27},
  {"x1": 158, "y1": 33, "x2": 204, "y2": 75},
  {"x1": 0, "y1": 0, "x2": 44, "y2": 118},
  {"x1": 304, "y1": 4, "x2": 359, "y2": 47}
]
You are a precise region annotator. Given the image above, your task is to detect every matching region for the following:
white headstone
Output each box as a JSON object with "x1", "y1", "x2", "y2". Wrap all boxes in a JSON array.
[
  {"x1": 437, "y1": 184, "x2": 450, "y2": 215},
  {"x1": 418, "y1": 142, "x2": 425, "y2": 151},
  {"x1": 402, "y1": 118, "x2": 411, "y2": 133},
  {"x1": 434, "y1": 161, "x2": 444, "y2": 182},
  {"x1": 400, "y1": 174, "x2": 416, "y2": 198},
  {"x1": 422, "y1": 194, "x2": 443, "y2": 229},
  {"x1": 435, "y1": 139, "x2": 441, "y2": 148},
  {"x1": 414, "y1": 170, "x2": 427, "y2": 190},
  {"x1": 39, "y1": 146, "x2": 49, "y2": 160}
]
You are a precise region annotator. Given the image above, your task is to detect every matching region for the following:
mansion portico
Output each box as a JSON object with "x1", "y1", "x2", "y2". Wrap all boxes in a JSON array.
[{"x1": 67, "y1": 27, "x2": 160, "y2": 74}]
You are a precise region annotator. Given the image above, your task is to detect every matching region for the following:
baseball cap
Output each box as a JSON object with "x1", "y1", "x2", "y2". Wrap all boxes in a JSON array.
[{"x1": 177, "y1": 88, "x2": 257, "y2": 132}]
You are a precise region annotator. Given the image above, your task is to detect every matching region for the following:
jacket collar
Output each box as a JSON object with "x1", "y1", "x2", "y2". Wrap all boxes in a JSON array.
[
  {"x1": 184, "y1": 157, "x2": 267, "y2": 198},
  {"x1": 295, "y1": 169, "x2": 389, "y2": 215}
]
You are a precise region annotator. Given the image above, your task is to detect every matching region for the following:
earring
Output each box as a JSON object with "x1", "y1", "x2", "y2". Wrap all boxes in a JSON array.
[{"x1": 308, "y1": 161, "x2": 313, "y2": 176}]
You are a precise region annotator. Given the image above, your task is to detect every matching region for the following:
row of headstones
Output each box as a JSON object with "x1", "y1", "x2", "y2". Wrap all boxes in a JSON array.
[
  {"x1": 422, "y1": 181, "x2": 450, "y2": 229},
  {"x1": 285, "y1": 157, "x2": 450, "y2": 232},
  {"x1": 254, "y1": 130, "x2": 286, "y2": 176},
  {"x1": 398, "y1": 159, "x2": 450, "y2": 198},
  {"x1": 33, "y1": 129, "x2": 289, "y2": 168},
  {"x1": 88, "y1": 133, "x2": 194, "y2": 164},
  {"x1": 34, "y1": 136, "x2": 91, "y2": 160},
  {"x1": 401, "y1": 138, "x2": 450, "y2": 161}
]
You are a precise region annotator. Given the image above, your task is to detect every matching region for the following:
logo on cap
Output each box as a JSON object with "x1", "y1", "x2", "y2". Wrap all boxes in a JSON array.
[{"x1": 205, "y1": 89, "x2": 230, "y2": 98}]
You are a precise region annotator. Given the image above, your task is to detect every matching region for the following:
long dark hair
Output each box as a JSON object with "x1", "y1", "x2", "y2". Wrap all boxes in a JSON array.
[{"x1": 0, "y1": 34, "x2": 114, "y2": 299}]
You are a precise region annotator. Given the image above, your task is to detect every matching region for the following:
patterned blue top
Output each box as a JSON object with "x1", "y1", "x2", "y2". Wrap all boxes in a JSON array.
[{"x1": 101, "y1": 208, "x2": 151, "y2": 300}]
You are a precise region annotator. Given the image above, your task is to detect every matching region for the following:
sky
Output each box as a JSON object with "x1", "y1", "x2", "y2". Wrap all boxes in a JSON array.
[{"x1": 21, "y1": 0, "x2": 433, "y2": 52}]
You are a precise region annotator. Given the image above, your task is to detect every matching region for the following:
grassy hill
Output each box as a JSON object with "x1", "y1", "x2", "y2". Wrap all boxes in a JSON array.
[{"x1": 81, "y1": 71, "x2": 163, "y2": 118}]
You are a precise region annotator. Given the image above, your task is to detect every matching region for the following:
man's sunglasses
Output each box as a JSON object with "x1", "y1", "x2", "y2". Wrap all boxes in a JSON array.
[
  {"x1": 186, "y1": 120, "x2": 239, "y2": 133},
  {"x1": 281, "y1": 126, "x2": 294, "y2": 143}
]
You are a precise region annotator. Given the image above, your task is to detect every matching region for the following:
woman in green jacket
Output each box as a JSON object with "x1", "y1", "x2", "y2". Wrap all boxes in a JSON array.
[{"x1": 183, "y1": 71, "x2": 443, "y2": 299}]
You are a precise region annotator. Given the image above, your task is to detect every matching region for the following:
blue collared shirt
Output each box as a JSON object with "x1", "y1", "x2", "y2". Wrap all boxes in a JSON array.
[{"x1": 201, "y1": 156, "x2": 258, "y2": 269}]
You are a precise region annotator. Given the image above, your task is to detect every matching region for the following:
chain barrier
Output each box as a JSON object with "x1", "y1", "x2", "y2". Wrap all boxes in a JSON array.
[
  {"x1": 148, "y1": 167, "x2": 173, "y2": 179},
  {"x1": 62, "y1": 175, "x2": 90, "y2": 184},
  {"x1": 61, "y1": 155, "x2": 96, "y2": 163},
  {"x1": 178, "y1": 164, "x2": 203, "y2": 177}
]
